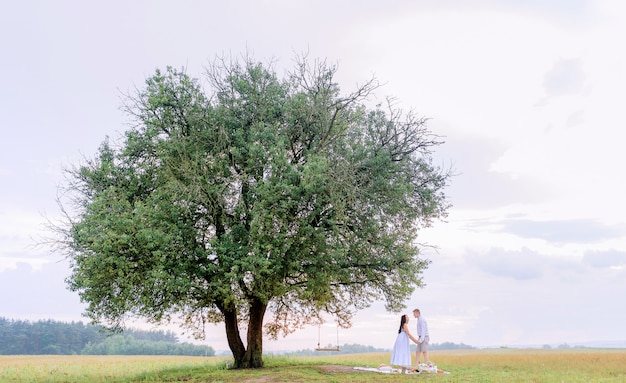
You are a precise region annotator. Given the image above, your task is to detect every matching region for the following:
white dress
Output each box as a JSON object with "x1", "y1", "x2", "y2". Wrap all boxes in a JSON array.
[{"x1": 390, "y1": 328, "x2": 411, "y2": 367}]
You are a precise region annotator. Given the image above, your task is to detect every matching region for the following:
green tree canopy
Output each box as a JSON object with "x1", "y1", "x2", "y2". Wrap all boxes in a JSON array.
[{"x1": 58, "y1": 55, "x2": 450, "y2": 368}]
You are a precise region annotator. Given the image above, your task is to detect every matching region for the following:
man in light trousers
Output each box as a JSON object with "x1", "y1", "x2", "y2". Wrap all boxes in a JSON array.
[{"x1": 413, "y1": 308, "x2": 429, "y2": 365}]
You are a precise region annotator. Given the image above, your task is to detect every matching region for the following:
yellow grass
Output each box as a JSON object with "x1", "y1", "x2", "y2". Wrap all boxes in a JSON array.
[
  {"x1": 0, "y1": 355, "x2": 224, "y2": 383},
  {"x1": 322, "y1": 349, "x2": 626, "y2": 382},
  {"x1": 1, "y1": 349, "x2": 625, "y2": 382}
]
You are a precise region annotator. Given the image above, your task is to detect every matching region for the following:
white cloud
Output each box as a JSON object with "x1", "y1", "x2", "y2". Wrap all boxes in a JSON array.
[
  {"x1": 543, "y1": 58, "x2": 587, "y2": 97},
  {"x1": 0, "y1": 261, "x2": 84, "y2": 321},
  {"x1": 583, "y1": 249, "x2": 626, "y2": 268}
]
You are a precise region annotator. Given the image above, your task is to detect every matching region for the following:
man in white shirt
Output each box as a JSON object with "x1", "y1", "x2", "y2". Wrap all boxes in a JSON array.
[{"x1": 413, "y1": 308, "x2": 430, "y2": 365}]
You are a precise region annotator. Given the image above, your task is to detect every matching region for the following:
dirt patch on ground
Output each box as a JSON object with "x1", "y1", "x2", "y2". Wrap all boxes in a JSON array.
[
  {"x1": 240, "y1": 365, "x2": 362, "y2": 382},
  {"x1": 242, "y1": 376, "x2": 274, "y2": 383},
  {"x1": 316, "y1": 365, "x2": 363, "y2": 374}
]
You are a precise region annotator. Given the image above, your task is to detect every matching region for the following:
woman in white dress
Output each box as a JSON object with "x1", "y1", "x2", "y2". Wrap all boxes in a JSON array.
[{"x1": 390, "y1": 314, "x2": 418, "y2": 371}]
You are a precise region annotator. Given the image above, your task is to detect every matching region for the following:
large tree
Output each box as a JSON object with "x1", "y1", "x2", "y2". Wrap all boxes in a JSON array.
[{"x1": 58, "y1": 56, "x2": 450, "y2": 368}]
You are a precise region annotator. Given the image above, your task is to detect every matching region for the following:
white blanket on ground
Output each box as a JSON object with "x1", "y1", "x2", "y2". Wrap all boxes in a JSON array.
[
  {"x1": 353, "y1": 363, "x2": 450, "y2": 374},
  {"x1": 417, "y1": 363, "x2": 451, "y2": 374},
  {"x1": 352, "y1": 366, "x2": 418, "y2": 374}
]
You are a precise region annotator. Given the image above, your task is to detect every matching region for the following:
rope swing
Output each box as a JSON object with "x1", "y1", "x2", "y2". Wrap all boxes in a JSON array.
[{"x1": 314, "y1": 322, "x2": 341, "y2": 352}]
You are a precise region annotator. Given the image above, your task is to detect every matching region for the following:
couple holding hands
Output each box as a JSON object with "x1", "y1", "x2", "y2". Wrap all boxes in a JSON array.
[{"x1": 390, "y1": 308, "x2": 430, "y2": 371}]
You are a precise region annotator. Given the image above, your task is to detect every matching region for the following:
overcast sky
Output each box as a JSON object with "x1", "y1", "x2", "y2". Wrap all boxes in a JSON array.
[{"x1": 1, "y1": 0, "x2": 625, "y2": 352}]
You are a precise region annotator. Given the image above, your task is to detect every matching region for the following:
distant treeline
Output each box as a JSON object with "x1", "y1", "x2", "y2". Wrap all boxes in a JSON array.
[
  {"x1": 277, "y1": 341, "x2": 475, "y2": 356},
  {"x1": 281, "y1": 343, "x2": 389, "y2": 356},
  {"x1": 425, "y1": 341, "x2": 476, "y2": 351},
  {"x1": 0, "y1": 317, "x2": 214, "y2": 356}
]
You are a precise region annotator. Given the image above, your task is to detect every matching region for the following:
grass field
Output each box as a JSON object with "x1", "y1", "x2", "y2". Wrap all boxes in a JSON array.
[{"x1": 1, "y1": 348, "x2": 625, "y2": 382}]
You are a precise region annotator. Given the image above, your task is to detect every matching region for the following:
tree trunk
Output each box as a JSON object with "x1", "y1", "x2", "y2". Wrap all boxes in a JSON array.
[
  {"x1": 242, "y1": 297, "x2": 267, "y2": 368},
  {"x1": 223, "y1": 307, "x2": 246, "y2": 367},
  {"x1": 223, "y1": 298, "x2": 267, "y2": 369}
]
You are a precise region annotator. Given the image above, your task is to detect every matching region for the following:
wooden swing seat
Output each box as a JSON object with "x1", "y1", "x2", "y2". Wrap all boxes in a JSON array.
[
  {"x1": 315, "y1": 320, "x2": 340, "y2": 352},
  {"x1": 315, "y1": 347, "x2": 341, "y2": 352}
]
